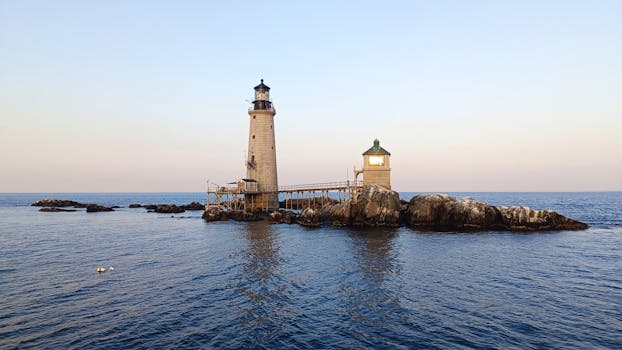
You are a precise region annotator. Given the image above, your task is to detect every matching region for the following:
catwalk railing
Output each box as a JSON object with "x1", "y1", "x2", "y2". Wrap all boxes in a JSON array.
[
  {"x1": 207, "y1": 180, "x2": 363, "y2": 195},
  {"x1": 279, "y1": 181, "x2": 362, "y2": 192}
]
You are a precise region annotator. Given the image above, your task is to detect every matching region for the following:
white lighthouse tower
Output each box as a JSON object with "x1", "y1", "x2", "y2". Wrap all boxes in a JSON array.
[{"x1": 246, "y1": 79, "x2": 279, "y2": 210}]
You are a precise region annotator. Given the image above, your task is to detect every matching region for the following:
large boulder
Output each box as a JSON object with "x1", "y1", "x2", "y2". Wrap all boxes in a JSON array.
[
  {"x1": 320, "y1": 184, "x2": 402, "y2": 227},
  {"x1": 320, "y1": 200, "x2": 352, "y2": 227},
  {"x1": 404, "y1": 194, "x2": 588, "y2": 231},
  {"x1": 298, "y1": 208, "x2": 321, "y2": 227}
]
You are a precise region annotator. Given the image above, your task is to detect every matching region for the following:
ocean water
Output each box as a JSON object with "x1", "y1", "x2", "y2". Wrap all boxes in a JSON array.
[{"x1": 0, "y1": 192, "x2": 620, "y2": 349}]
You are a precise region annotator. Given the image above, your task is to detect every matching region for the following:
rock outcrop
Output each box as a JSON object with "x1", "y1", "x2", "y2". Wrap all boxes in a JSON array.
[
  {"x1": 202, "y1": 208, "x2": 228, "y2": 222},
  {"x1": 404, "y1": 194, "x2": 588, "y2": 231},
  {"x1": 32, "y1": 199, "x2": 81, "y2": 207},
  {"x1": 138, "y1": 202, "x2": 203, "y2": 212},
  {"x1": 180, "y1": 202, "x2": 204, "y2": 211},
  {"x1": 154, "y1": 204, "x2": 185, "y2": 214},
  {"x1": 86, "y1": 204, "x2": 114, "y2": 212},
  {"x1": 320, "y1": 184, "x2": 402, "y2": 227}
]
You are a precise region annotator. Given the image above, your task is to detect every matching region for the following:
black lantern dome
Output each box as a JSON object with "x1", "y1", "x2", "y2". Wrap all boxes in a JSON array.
[{"x1": 252, "y1": 79, "x2": 272, "y2": 110}]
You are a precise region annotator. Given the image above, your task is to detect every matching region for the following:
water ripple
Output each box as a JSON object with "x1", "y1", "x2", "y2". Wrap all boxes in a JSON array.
[{"x1": 0, "y1": 193, "x2": 621, "y2": 348}]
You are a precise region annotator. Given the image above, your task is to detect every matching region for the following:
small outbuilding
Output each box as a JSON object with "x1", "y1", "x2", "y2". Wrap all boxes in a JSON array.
[
  {"x1": 356, "y1": 139, "x2": 392, "y2": 190},
  {"x1": 236, "y1": 178, "x2": 258, "y2": 193}
]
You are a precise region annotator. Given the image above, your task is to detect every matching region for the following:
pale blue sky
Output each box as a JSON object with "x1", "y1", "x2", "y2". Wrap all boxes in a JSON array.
[{"x1": 1, "y1": 0, "x2": 620, "y2": 192}]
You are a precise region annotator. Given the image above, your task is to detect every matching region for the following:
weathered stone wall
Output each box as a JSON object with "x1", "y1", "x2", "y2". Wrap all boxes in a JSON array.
[
  {"x1": 362, "y1": 169, "x2": 391, "y2": 190},
  {"x1": 246, "y1": 108, "x2": 278, "y2": 210}
]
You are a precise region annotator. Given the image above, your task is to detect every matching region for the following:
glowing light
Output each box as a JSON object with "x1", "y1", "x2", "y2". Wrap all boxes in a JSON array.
[{"x1": 368, "y1": 156, "x2": 385, "y2": 166}]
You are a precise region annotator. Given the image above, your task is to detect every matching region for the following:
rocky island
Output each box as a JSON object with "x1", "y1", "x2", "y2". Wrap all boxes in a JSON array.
[{"x1": 205, "y1": 185, "x2": 588, "y2": 231}]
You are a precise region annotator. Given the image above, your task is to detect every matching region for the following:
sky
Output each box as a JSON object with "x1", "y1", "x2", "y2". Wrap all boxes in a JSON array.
[{"x1": 1, "y1": 0, "x2": 621, "y2": 192}]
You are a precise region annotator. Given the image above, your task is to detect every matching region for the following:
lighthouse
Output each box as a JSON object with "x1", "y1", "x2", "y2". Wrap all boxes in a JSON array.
[
  {"x1": 245, "y1": 79, "x2": 279, "y2": 210},
  {"x1": 355, "y1": 139, "x2": 392, "y2": 190}
]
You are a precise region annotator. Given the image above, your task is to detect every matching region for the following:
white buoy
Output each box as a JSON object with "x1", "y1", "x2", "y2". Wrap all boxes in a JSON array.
[
  {"x1": 96, "y1": 266, "x2": 106, "y2": 273},
  {"x1": 109, "y1": 266, "x2": 114, "y2": 271}
]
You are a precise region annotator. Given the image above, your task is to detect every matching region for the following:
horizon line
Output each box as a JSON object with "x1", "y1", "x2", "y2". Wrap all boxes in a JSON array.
[{"x1": 2, "y1": 190, "x2": 621, "y2": 194}]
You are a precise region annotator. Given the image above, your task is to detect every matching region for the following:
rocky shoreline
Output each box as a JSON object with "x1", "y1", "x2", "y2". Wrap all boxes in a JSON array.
[{"x1": 32, "y1": 187, "x2": 588, "y2": 231}]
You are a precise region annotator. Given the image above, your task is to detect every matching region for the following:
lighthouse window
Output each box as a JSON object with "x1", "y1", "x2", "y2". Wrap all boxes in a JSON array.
[
  {"x1": 252, "y1": 135, "x2": 255, "y2": 139},
  {"x1": 369, "y1": 156, "x2": 385, "y2": 166},
  {"x1": 253, "y1": 116, "x2": 256, "y2": 119}
]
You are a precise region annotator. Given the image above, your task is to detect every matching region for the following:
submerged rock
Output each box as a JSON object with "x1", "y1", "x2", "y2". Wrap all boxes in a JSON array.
[
  {"x1": 39, "y1": 207, "x2": 77, "y2": 212},
  {"x1": 128, "y1": 203, "x2": 142, "y2": 208},
  {"x1": 404, "y1": 194, "x2": 588, "y2": 231},
  {"x1": 31, "y1": 199, "x2": 81, "y2": 207}
]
